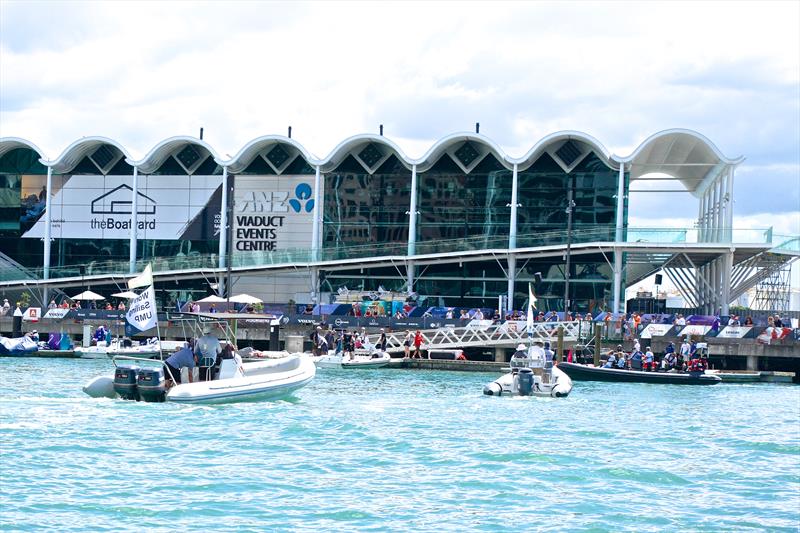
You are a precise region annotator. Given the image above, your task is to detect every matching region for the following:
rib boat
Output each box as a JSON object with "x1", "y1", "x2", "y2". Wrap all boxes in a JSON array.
[
  {"x1": 556, "y1": 362, "x2": 721, "y2": 385},
  {"x1": 83, "y1": 353, "x2": 316, "y2": 404},
  {"x1": 311, "y1": 350, "x2": 392, "y2": 369},
  {"x1": 483, "y1": 346, "x2": 573, "y2": 398}
]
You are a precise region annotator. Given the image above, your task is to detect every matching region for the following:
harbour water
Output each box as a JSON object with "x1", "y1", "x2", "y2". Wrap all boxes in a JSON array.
[{"x1": 1, "y1": 358, "x2": 798, "y2": 532}]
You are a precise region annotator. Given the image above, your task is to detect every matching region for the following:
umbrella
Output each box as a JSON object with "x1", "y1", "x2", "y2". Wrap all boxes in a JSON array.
[
  {"x1": 71, "y1": 290, "x2": 105, "y2": 301},
  {"x1": 111, "y1": 291, "x2": 139, "y2": 299},
  {"x1": 228, "y1": 294, "x2": 263, "y2": 304},
  {"x1": 197, "y1": 295, "x2": 227, "y2": 303}
]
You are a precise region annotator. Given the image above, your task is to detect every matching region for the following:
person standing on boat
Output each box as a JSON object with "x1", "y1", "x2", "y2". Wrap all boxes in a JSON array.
[
  {"x1": 543, "y1": 341, "x2": 555, "y2": 368},
  {"x1": 377, "y1": 329, "x2": 387, "y2": 352},
  {"x1": 343, "y1": 330, "x2": 355, "y2": 360},
  {"x1": 165, "y1": 342, "x2": 196, "y2": 387},
  {"x1": 195, "y1": 327, "x2": 222, "y2": 381},
  {"x1": 680, "y1": 339, "x2": 691, "y2": 359},
  {"x1": 643, "y1": 347, "x2": 655, "y2": 371}
]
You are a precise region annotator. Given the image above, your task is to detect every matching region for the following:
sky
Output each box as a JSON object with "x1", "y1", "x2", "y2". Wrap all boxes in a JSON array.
[{"x1": 1, "y1": 0, "x2": 799, "y2": 291}]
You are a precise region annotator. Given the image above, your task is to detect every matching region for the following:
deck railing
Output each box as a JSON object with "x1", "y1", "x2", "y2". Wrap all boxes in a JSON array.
[{"x1": 0, "y1": 226, "x2": 783, "y2": 283}]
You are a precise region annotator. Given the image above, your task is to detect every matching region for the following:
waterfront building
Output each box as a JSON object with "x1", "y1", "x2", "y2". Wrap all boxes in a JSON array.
[{"x1": 1, "y1": 130, "x2": 792, "y2": 314}]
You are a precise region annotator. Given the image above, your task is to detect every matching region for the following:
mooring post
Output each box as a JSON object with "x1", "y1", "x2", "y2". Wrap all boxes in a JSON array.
[
  {"x1": 594, "y1": 323, "x2": 602, "y2": 366},
  {"x1": 557, "y1": 326, "x2": 564, "y2": 363}
]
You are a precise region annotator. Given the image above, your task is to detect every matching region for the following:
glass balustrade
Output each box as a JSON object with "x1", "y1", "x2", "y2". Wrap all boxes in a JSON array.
[{"x1": 1, "y1": 226, "x2": 789, "y2": 283}]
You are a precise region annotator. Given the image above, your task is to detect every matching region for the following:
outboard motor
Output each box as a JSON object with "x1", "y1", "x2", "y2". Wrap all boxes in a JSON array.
[
  {"x1": 517, "y1": 368, "x2": 534, "y2": 396},
  {"x1": 113, "y1": 365, "x2": 140, "y2": 401},
  {"x1": 137, "y1": 368, "x2": 166, "y2": 403}
]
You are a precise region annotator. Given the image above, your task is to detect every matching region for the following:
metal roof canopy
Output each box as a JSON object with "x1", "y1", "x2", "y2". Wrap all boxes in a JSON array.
[{"x1": 2, "y1": 128, "x2": 743, "y2": 196}]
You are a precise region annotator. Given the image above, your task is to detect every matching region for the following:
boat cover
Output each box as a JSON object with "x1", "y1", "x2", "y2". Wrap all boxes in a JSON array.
[{"x1": 0, "y1": 335, "x2": 39, "y2": 354}]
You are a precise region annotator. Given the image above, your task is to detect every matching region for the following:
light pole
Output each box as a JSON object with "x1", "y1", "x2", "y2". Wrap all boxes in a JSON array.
[{"x1": 563, "y1": 185, "x2": 576, "y2": 314}]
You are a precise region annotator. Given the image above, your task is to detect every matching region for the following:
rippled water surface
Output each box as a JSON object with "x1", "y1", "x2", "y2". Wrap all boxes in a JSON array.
[{"x1": 1, "y1": 358, "x2": 799, "y2": 532}]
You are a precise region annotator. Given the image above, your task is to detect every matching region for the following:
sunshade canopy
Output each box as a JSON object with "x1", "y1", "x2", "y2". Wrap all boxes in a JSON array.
[
  {"x1": 196, "y1": 294, "x2": 227, "y2": 303},
  {"x1": 111, "y1": 290, "x2": 139, "y2": 299},
  {"x1": 228, "y1": 294, "x2": 263, "y2": 304},
  {"x1": 71, "y1": 290, "x2": 105, "y2": 300}
]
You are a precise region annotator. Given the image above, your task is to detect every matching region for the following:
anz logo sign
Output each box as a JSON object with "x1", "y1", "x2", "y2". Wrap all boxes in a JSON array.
[{"x1": 238, "y1": 183, "x2": 314, "y2": 214}]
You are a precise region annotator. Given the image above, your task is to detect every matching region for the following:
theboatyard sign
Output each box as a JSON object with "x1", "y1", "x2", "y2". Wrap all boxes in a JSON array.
[
  {"x1": 233, "y1": 176, "x2": 314, "y2": 253},
  {"x1": 23, "y1": 175, "x2": 221, "y2": 241}
]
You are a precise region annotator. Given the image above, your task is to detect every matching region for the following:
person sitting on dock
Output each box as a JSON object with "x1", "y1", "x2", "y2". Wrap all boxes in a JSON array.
[{"x1": 164, "y1": 342, "x2": 197, "y2": 387}]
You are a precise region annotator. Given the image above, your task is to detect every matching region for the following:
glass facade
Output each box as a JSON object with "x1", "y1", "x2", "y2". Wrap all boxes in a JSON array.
[
  {"x1": 416, "y1": 152, "x2": 511, "y2": 244},
  {"x1": 318, "y1": 148, "x2": 625, "y2": 310},
  {"x1": 323, "y1": 154, "x2": 411, "y2": 248},
  {"x1": 0, "y1": 148, "x2": 48, "y2": 268},
  {"x1": 2, "y1": 137, "x2": 628, "y2": 312}
]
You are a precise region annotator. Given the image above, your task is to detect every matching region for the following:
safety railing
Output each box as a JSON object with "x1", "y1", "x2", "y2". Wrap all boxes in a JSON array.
[{"x1": 0, "y1": 226, "x2": 779, "y2": 283}]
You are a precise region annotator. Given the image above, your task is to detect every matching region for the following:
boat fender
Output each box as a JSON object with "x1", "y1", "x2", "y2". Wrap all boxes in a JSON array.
[
  {"x1": 83, "y1": 375, "x2": 117, "y2": 399},
  {"x1": 483, "y1": 382, "x2": 502, "y2": 396}
]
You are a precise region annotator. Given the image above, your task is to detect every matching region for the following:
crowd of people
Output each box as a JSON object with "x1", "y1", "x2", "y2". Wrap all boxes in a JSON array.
[
  {"x1": 599, "y1": 338, "x2": 708, "y2": 373},
  {"x1": 308, "y1": 325, "x2": 431, "y2": 360}
]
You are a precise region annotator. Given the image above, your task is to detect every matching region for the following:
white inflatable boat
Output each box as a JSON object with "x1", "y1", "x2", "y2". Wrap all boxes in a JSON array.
[
  {"x1": 75, "y1": 338, "x2": 184, "y2": 359},
  {"x1": 83, "y1": 353, "x2": 316, "y2": 404},
  {"x1": 483, "y1": 345, "x2": 573, "y2": 398},
  {"x1": 312, "y1": 350, "x2": 392, "y2": 369}
]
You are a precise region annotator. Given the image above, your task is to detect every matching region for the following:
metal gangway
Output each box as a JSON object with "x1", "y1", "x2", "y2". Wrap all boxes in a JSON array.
[{"x1": 372, "y1": 320, "x2": 586, "y2": 354}]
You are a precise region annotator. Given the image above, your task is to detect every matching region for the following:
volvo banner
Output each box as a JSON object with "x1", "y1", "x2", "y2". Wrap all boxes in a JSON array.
[{"x1": 23, "y1": 175, "x2": 221, "y2": 241}]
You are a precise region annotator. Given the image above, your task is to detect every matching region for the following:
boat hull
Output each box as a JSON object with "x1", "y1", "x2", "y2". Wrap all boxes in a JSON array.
[
  {"x1": 312, "y1": 352, "x2": 391, "y2": 369},
  {"x1": 483, "y1": 366, "x2": 573, "y2": 398},
  {"x1": 166, "y1": 355, "x2": 316, "y2": 404},
  {"x1": 557, "y1": 362, "x2": 721, "y2": 385}
]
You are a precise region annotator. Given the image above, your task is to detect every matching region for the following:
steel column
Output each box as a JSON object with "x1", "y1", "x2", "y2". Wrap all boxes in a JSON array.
[
  {"x1": 311, "y1": 165, "x2": 321, "y2": 262},
  {"x1": 507, "y1": 163, "x2": 519, "y2": 313},
  {"x1": 720, "y1": 250, "x2": 734, "y2": 314},
  {"x1": 407, "y1": 164, "x2": 418, "y2": 294},
  {"x1": 612, "y1": 162, "x2": 625, "y2": 313},
  {"x1": 43, "y1": 166, "x2": 53, "y2": 280},
  {"x1": 218, "y1": 166, "x2": 229, "y2": 268},
  {"x1": 128, "y1": 166, "x2": 139, "y2": 273}
]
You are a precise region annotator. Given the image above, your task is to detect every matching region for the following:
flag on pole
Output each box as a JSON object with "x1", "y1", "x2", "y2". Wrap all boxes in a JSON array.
[
  {"x1": 527, "y1": 282, "x2": 537, "y2": 331},
  {"x1": 126, "y1": 285, "x2": 157, "y2": 332},
  {"x1": 128, "y1": 263, "x2": 153, "y2": 289}
]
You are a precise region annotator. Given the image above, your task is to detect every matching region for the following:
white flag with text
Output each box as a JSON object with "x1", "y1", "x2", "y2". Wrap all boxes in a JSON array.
[
  {"x1": 128, "y1": 263, "x2": 153, "y2": 289},
  {"x1": 126, "y1": 285, "x2": 157, "y2": 331}
]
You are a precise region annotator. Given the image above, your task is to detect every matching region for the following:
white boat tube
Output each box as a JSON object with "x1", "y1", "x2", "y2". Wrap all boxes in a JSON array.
[{"x1": 483, "y1": 365, "x2": 573, "y2": 398}]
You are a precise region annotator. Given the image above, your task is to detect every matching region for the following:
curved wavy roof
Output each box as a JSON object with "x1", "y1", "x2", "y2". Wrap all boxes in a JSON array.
[
  {"x1": 43, "y1": 136, "x2": 132, "y2": 174},
  {"x1": 0, "y1": 129, "x2": 742, "y2": 193},
  {"x1": 0, "y1": 137, "x2": 48, "y2": 160}
]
